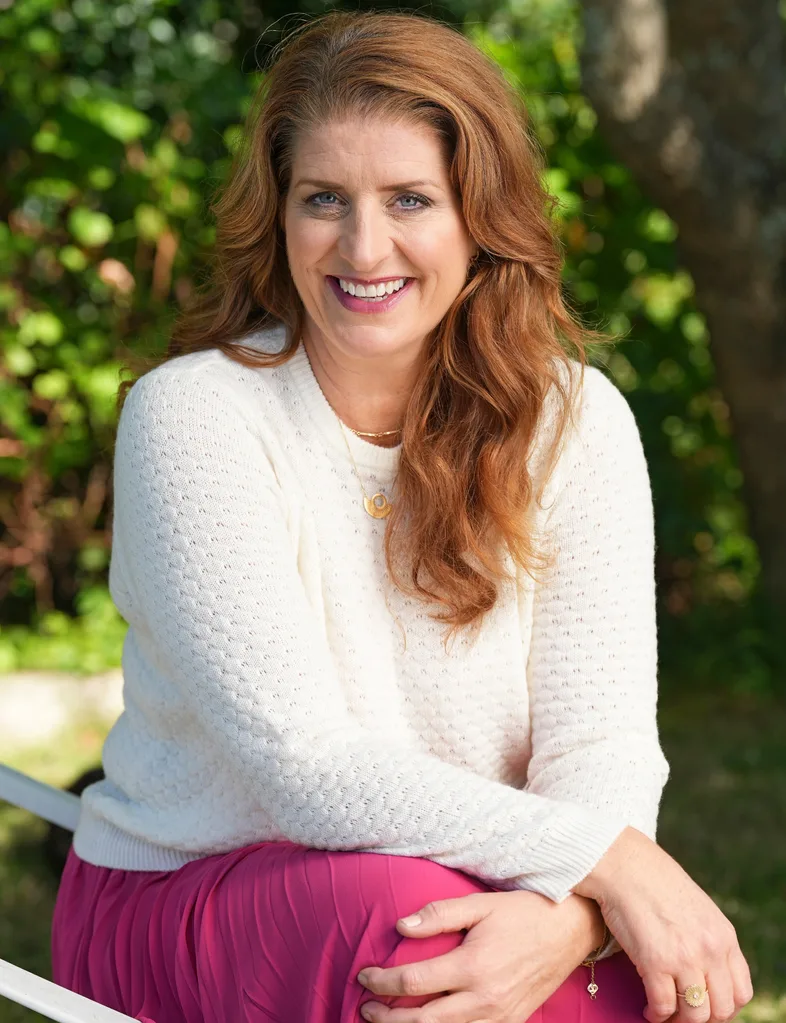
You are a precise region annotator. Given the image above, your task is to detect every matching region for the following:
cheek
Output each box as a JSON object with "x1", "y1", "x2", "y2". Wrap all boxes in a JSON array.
[
  {"x1": 412, "y1": 226, "x2": 473, "y2": 290},
  {"x1": 285, "y1": 219, "x2": 334, "y2": 270}
]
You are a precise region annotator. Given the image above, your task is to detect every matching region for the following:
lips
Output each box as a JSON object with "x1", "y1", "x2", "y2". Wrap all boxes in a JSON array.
[{"x1": 326, "y1": 275, "x2": 415, "y2": 313}]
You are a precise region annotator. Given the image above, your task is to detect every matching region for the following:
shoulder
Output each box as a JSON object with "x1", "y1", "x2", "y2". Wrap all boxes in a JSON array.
[
  {"x1": 555, "y1": 359, "x2": 643, "y2": 452},
  {"x1": 118, "y1": 354, "x2": 235, "y2": 441},
  {"x1": 119, "y1": 322, "x2": 289, "y2": 432},
  {"x1": 536, "y1": 359, "x2": 651, "y2": 516},
  {"x1": 535, "y1": 359, "x2": 642, "y2": 470}
]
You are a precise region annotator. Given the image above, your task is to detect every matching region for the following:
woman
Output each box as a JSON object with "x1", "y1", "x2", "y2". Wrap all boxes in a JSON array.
[{"x1": 51, "y1": 10, "x2": 753, "y2": 1023}]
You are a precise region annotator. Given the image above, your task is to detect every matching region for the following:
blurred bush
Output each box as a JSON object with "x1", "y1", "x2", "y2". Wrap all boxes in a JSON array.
[{"x1": 0, "y1": 0, "x2": 773, "y2": 695}]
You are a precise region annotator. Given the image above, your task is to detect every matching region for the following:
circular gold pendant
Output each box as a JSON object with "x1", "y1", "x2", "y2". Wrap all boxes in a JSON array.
[
  {"x1": 682, "y1": 985, "x2": 707, "y2": 1008},
  {"x1": 364, "y1": 493, "x2": 392, "y2": 519}
]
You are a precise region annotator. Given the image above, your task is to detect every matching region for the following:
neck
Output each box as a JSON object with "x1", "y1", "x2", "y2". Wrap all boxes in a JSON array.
[{"x1": 302, "y1": 330, "x2": 422, "y2": 447}]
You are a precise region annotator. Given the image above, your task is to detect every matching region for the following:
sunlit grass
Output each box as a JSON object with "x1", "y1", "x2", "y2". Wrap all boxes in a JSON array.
[{"x1": 0, "y1": 696, "x2": 784, "y2": 1022}]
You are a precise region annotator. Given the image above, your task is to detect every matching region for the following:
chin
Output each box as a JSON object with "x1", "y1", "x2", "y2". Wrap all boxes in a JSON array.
[{"x1": 326, "y1": 327, "x2": 424, "y2": 360}]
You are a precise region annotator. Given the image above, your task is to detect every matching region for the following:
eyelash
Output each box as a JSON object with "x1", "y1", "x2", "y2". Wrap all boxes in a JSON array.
[{"x1": 304, "y1": 191, "x2": 431, "y2": 212}]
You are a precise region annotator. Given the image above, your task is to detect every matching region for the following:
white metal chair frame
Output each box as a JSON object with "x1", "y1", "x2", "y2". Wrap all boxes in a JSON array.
[{"x1": 0, "y1": 763, "x2": 136, "y2": 1023}]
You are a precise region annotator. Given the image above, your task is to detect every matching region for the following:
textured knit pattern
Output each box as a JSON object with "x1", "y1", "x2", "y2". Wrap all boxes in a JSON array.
[{"x1": 74, "y1": 322, "x2": 670, "y2": 920}]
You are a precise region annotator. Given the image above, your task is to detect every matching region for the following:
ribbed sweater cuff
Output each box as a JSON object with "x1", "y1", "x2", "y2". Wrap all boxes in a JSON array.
[{"x1": 518, "y1": 804, "x2": 630, "y2": 903}]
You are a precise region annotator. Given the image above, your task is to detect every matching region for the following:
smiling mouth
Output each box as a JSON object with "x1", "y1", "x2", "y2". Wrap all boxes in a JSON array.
[{"x1": 328, "y1": 275, "x2": 412, "y2": 298}]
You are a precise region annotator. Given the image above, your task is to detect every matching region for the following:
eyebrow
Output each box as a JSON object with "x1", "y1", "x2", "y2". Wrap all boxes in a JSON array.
[{"x1": 293, "y1": 177, "x2": 443, "y2": 192}]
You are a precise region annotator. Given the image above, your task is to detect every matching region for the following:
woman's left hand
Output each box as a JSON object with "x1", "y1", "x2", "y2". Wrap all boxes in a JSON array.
[{"x1": 356, "y1": 889, "x2": 601, "y2": 1022}]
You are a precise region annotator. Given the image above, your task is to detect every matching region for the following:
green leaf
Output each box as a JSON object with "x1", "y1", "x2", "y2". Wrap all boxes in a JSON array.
[
  {"x1": 25, "y1": 27, "x2": 59, "y2": 55},
  {"x1": 641, "y1": 209, "x2": 679, "y2": 243},
  {"x1": 70, "y1": 97, "x2": 152, "y2": 144},
  {"x1": 134, "y1": 203, "x2": 167, "y2": 242},
  {"x1": 87, "y1": 166, "x2": 117, "y2": 190},
  {"x1": 58, "y1": 245, "x2": 89, "y2": 272},
  {"x1": 33, "y1": 369, "x2": 70, "y2": 400},
  {"x1": 3, "y1": 346, "x2": 36, "y2": 376},
  {"x1": 27, "y1": 178, "x2": 79, "y2": 203},
  {"x1": 17, "y1": 310, "x2": 65, "y2": 347},
  {"x1": 68, "y1": 207, "x2": 114, "y2": 247}
]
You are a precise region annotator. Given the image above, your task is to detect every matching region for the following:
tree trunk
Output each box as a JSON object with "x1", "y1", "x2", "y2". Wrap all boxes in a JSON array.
[{"x1": 578, "y1": 0, "x2": 786, "y2": 651}]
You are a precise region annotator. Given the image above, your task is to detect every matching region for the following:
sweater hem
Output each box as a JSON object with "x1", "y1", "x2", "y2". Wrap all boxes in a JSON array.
[{"x1": 73, "y1": 806, "x2": 216, "y2": 872}]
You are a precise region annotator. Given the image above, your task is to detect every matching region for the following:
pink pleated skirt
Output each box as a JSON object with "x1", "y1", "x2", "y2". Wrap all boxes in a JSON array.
[{"x1": 52, "y1": 840, "x2": 647, "y2": 1023}]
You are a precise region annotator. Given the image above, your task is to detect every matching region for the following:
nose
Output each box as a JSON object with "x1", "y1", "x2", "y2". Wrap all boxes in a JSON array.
[{"x1": 336, "y1": 198, "x2": 396, "y2": 273}]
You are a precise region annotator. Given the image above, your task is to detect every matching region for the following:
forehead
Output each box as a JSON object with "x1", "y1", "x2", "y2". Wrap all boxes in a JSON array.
[{"x1": 291, "y1": 118, "x2": 450, "y2": 182}]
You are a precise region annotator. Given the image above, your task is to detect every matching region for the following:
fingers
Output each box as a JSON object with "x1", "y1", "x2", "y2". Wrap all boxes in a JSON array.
[
  {"x1": 395, "y1": 894, "x2": 493, "y2": 938},
  {"x1": 704, "y1": 967, "x2": 736, "y2": 1023},
  {"x1": 671, "y1": 948, "x2": 754, "y2": 1022},
  {"x1": 359, "y1": 948, "x2": 469, "y2": 1002},
  {"x1": 642, "y1": 954, "x2": 754, "y2": 1023},
  {"x1": 670, "y1": 968, "x2": 734, "y2": 1023},
  {"x1": 359, "y1": 991, "x2": 480, "y2": 1023},
  {"x1": 728, "y1": 946, "x2": 755, "y2": 1010},
  {"x1": 641, "y1": 971, "x2": 678, "y2": 1023}
]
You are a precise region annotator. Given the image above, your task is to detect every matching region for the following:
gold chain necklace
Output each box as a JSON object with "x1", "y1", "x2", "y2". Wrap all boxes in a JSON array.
[
  {"x1": 336, "y1": 418, "x2": 396, "y2": 519},
  {"x1": 346, "y1": 426, "x2": 401, "y2": 438}
]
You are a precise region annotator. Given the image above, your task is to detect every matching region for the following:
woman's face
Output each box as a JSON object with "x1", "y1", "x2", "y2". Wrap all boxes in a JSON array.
[{"x1": 283, "y1": 116, "x2": 478, "y2": 365}]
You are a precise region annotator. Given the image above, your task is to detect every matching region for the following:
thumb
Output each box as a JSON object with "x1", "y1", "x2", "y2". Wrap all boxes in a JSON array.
[{"x1": 396, "y1": 893, "x2": 492, "y2": 937}]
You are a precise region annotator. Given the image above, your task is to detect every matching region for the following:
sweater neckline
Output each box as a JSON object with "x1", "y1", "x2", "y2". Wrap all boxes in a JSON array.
[{"x1": 285, "y1": 336, "x2": 402, "y2": 477}]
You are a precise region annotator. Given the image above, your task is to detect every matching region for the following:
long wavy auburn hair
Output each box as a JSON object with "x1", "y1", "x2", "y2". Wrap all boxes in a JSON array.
[{"x1": 118, "y1": 9, "x2": 607, "y2": 643}]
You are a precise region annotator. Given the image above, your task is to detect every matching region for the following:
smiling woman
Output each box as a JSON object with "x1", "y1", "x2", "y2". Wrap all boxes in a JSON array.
[{"x1": 49, "y1": 9, "x2": 752, "y2": 1023}]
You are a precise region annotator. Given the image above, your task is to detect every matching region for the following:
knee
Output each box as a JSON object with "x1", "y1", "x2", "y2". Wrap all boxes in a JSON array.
[{"x1": 353, "y1": 853, "x2": 487, "y2": 1011}]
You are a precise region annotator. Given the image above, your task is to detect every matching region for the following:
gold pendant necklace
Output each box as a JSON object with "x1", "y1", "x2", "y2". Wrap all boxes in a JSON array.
[
  {"x1": 301, "y1": 341, "x2": 397, "y2": 518},
  {"x1": 337, "y1": 418, "x2": 395, "y2": 519},
  {"x1": 363, "y1": 493, "x2": 393, "y2": 519}
]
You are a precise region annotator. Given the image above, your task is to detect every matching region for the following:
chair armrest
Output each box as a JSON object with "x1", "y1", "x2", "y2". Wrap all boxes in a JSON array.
[
  {"x1": 0, "y1": 957, "x2": 137, "y2": 1023},
  {"x1": 0, "y1": 764, "x2": 81, "y2": 831}
]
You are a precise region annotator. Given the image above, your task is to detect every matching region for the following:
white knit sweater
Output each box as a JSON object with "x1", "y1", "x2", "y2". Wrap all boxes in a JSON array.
[{"x1": 74, "y1": 321, "x2": 670, "y2": 928}]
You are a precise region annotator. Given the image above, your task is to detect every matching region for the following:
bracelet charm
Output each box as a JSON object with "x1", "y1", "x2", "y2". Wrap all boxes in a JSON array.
[{"x1": 580, "y1": 924, "x2": 609, "y2": 1000}]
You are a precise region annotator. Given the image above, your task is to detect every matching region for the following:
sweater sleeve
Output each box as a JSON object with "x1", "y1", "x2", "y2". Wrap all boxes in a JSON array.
[
  {"x1": 524, "y1": 364, "x2": 671, "y2": 952},
  {"x1": 110, "y1": 362, "x2": 650, "y2": 904}
]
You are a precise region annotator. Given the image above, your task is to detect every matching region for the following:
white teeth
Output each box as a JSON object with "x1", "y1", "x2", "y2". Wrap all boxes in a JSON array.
[{"x1": 337, "y1": 277, "x2": 408, "y2": 299}]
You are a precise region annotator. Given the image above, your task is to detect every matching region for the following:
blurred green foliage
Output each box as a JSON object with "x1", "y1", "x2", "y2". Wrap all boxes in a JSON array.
[{"x1": 0, "y1": 0, "x2": 774, "y2": 694}]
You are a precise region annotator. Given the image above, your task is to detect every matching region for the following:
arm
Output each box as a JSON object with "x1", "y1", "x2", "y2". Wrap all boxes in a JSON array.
[
  {"x1": 525, "y1": 365, "x2": 671, "y2": 954},
  {"x1": 110, "y1": 362, "x2": 641, "y2": 904}
]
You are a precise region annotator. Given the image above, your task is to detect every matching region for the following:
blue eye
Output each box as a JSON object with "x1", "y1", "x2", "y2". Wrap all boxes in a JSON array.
[
  {"x1": 397, "y1": 194, "x2": 426, "y2": 208},
  {"x1": 306, "y1": 192, "x2": 429, "y2": 211},
  {"x1": 309, "y1": 192, "x2": 340, "y2": 206}
]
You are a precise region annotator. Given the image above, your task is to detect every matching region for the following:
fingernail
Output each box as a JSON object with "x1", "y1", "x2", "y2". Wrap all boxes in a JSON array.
[
  {"x1": 361, "y1": 1005, "x2": 374, "y2": 1021},
  {"x1": 357, "y1": 971, "x2": 369, "y2": 986},
  {"x1": 399, "y1": 913, "x2": 422, "y2": 927}
]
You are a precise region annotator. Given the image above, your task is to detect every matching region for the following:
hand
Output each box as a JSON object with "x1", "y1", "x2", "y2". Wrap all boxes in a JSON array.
[
  {"x1": 356, "y1": 888, "x2": 604, "y2": 1022},
  {"x1": 573, "y1": 826, "x2": 754, "y2": 1023}
]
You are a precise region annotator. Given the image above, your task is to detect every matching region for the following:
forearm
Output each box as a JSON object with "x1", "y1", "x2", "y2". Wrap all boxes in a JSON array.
[
  {"x1": 571, "y1": 825, "x2": 647, "y2": 959},
  {"x1": 569, "y1": 893, "x2": 608, "y2": 960},
  {"x1": 572, "y1": 825, "x2": 647, "y2": 905}
]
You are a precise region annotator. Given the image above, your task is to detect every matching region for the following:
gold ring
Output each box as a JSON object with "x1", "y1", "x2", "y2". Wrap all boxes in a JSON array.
[{"x1": 677, "y1": 983, "x2": 708, "y2": 1008}]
